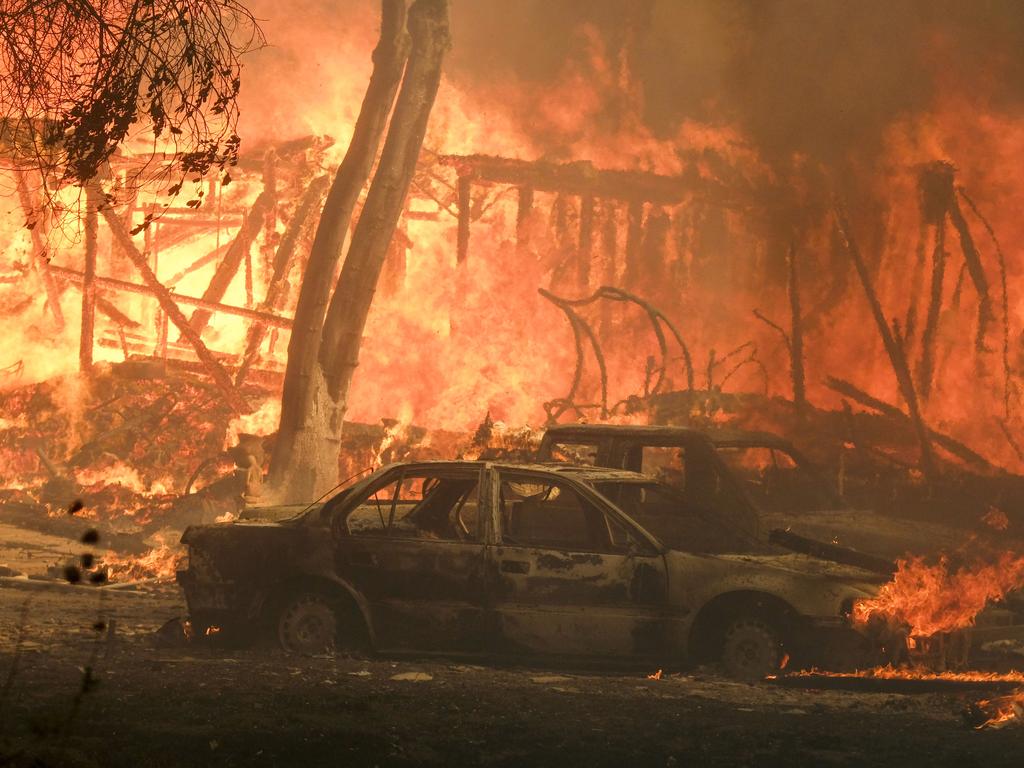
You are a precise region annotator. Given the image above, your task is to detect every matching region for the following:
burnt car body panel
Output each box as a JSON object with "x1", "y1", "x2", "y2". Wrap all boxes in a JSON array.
[{"x1": 178, "y1": 461, "x2": 879, "y2": 664}]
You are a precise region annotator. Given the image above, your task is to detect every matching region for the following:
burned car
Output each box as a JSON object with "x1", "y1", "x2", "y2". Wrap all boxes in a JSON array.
[
  {"x1": 178, "y1": 461, "x2": 885, "y2": 679},
  {"x1": 537, "y1": 424, "x2": 968, "y2": 559}
]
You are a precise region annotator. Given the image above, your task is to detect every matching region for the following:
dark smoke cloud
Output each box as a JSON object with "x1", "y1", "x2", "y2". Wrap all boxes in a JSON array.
[{"x1": 448, "y1": 0, "x2": 1024, "y2": 164}]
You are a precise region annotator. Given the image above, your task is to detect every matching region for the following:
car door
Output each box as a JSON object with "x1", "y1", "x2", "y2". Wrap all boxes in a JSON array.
[
  {"x1": 486, "y1": 468, "x2": 671, "y2": 659},
  {"x1": 333, "y1": 464, "x2": 489, "y2": 652}
]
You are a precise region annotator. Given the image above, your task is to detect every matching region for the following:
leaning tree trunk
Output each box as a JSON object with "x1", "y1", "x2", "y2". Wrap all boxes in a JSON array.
[
  {"x1": 268, "y1": 0, "x2": 449, "y2": 502},
  {"x1": 267, "y1": 0, "x2": 410, "y2": 501}
]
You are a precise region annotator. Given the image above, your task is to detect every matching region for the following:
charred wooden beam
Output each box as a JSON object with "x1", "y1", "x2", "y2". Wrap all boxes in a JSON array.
[
  {"x1": 439, "y1": 154, "x2": 732, "y2": 206},
  {"x1": 824, "y1": 376, "x2": 996, "y2": 472},
  {"x1": 456, "y1": 171, "x2": 471, "y2": 264},
  {"x1": 578, "y1": 194, "x2": 594, "y2": 290},
  {"x1": 787, "y1": 242, "x2": 806, "y2": 409},
  {"x1": 79, "y1": 186, "x2": 99, "y2": 372},
  {"x1": 95, "y1": 297, "x2": 138, "y2": 329},
  {"x1": 948, "y1": 195, "x2": 993, "y2": 353},
  {"x1": 50, "y1": 266, "x2": 292, "y2": 329},
  {"x1": 833, "y1": 201, "x2": 936, "y2": 485},
  {"x1": 624, "y1": 200, "x2": 644, "y2": 289},
  {"x1": 599, "y1": 201, "x2": 617, "y2": 334},
  {"x1": 516, "y1": 185, "x2": 533, "y2": 253},
  {"x1": 917, "y1": 216, "x2": 946, "y2": 400}
]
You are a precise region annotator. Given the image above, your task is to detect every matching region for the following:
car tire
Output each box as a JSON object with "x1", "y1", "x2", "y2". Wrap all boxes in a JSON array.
[
  {"x1": 721, "y1": 617, "x2": 783, "y2": 681},
  {"x1": 277, "y1": 594, "x2": 337, "y2": 655}
]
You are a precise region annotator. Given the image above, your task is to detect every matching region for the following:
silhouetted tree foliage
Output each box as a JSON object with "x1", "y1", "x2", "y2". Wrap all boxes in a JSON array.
[{"x1": 0, "y1": 0, "x2": 262, "y2": 194}]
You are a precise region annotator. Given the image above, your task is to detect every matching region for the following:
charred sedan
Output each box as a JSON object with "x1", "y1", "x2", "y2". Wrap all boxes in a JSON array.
[{"x1": 178, "y1": 461, "x2": 884, "y2": 678}]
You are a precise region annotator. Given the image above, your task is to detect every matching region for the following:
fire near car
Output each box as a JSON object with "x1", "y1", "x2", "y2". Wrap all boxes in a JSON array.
[{"x1": 178, "y1": 461, "x2": 885, "y2": 679}]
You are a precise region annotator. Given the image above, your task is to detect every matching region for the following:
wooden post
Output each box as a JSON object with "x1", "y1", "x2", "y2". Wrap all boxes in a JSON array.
[
  {"x1": 624, "y1": 200, "x2": 643, "y2": 289},
  {"x1": 79, "y1": 186, "x2": 99, "y2": 372},
  {"x1": 516, "y1": 185, "x2": 533, "y2": 253},
  {"x1": 599, "y1": 201, "x2": 617, "y2": 335},
  {"x1": 456, "y1": 172, "x2": 471, "y2": 264},
  {"x1": 787, "y1": 242, "x2": 806, "y2": 409},
  {"x1": 578, "y1": 194, "x2": 594, "y2": 290},
  {"x1": 917, "y1": 216, "x2": 946, "y2": 400}
]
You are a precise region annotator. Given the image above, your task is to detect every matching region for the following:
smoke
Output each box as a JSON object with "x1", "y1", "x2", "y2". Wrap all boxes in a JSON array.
[
  {"x1": 445, "y1": 0, "x2": 1024, "y2": 165},
  {"x1": 237, "y1": 1, "x2": 1024, "y2": 166}
]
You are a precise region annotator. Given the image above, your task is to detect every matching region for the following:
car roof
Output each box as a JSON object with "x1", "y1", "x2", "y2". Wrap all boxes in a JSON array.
[
  {"x1": 373, "y1": 459, "x2": 650, "y2": 483},
  {"x1": 542, "y1": 423, "x2": 793, "y2": 449}
]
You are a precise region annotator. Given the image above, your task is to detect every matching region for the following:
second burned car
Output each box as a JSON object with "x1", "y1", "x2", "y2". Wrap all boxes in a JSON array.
[{"x1": 178, "y1": 461, "x2": 887, "y2": 679}]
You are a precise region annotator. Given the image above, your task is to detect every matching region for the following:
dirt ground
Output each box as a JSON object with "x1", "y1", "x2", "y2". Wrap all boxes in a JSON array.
[{"x1": 0, "y1": 571, "x2": 1021, "y2": 768}]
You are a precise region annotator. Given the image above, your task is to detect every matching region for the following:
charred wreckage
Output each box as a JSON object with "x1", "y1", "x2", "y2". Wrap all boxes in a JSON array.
[
  {"x1": 179, "y1": 459, "x2": 887, "y2": 680},
  {"x1": 178, "y1": 425, "x2": 1024, "y2": 679}
]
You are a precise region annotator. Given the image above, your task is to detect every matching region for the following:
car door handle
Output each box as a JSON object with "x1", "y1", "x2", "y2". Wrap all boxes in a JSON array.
[
  {"x1": 500, "y1": 559, "x2": 530, "y2": 574},
  {"x1": 349, "y1": 552, "x2": 377, "y2": 567}
]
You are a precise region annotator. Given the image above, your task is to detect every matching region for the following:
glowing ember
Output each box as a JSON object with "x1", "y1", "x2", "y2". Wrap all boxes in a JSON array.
[
  {"x1": 646, "y1": 669, "x2": 662, "y2": 681},
  {"x1": 853, "y1": 553, "x2": 1024, "y2": 638}
]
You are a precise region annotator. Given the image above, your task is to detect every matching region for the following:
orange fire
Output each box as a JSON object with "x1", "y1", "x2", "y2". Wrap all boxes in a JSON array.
[
  {"x1": 975, "y1": 690, "x2": 1024, "y2": 729},
  {"x1": 101, "y1": 537, "x2": 184, "y2": 583},
  {"x1": 853, "y1": 553, "x2": 1024, "y2": 638},
  {"x1": 785, "y1": 666, "x2": 1024, "y2": 684}
]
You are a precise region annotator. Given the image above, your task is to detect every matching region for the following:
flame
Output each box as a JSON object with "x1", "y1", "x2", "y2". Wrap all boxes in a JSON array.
[
  {"x1": 226, "y1": 398, "x2": 281, "y2": 446},
  {"x1": 975, "y1": 691, "x2": 1024, "y2": 729},
  {"x1": 853, "y1": 553, "x2": 1024, "y2": 638},
  {"x1": 371, "y1": 409, "x2": 415, "y2": 468},
  {"x1": 75, "y1": 461, "x2": 150, "y2": 495},
  {"x1": 101, "y1": 536, "x2": 184, "y2": 583},
  {"x1": 779, "y1": 666, "x2": 1024, "y2": 728},
  {"x1": 785, "y1": 666, "x2": 1024, "y2": 684}
]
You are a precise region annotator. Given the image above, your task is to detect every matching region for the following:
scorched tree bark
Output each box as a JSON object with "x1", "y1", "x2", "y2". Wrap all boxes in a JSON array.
[{"x1": 268, "y1": 0, "x2": 450, "y2": 502}]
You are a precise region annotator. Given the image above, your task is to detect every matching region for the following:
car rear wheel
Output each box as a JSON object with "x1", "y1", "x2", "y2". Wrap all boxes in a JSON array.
[
  {"x1": 721, "y1": 617, "x2": 783, "y2": 681},
  {"x1": 278, "y1": 594, "x2": 337, "y2": 655}
]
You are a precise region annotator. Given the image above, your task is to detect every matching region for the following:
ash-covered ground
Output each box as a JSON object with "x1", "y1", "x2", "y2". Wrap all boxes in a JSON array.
[{"x1": 0, "y1": 528, "x2": 1018, "y2": 768}]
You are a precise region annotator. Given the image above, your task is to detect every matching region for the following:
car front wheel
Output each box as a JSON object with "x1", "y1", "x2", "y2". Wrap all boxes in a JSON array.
[
  {"x1": 278, "y1": 594, "x2": 337, "y2": 655},
  {"x1": 721, "y1": 617, "x2": 784, "y2": 681}
]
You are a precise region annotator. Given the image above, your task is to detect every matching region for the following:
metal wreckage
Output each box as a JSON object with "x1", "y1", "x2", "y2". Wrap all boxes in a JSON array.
[{"x1": 178, "y1": 425, "x2": 1024, "y2": 680}]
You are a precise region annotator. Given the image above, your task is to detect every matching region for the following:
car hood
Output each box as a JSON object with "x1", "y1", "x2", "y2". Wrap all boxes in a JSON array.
[
  {"x1": 661, "y1": 548, "x2": 881, "y2": 618},
  {"x1": 759, "y1": 508, "x2": 966, "y2": 560},
  {"x1": 693, "y1": 550, "x2": 886, "y2": 586}
]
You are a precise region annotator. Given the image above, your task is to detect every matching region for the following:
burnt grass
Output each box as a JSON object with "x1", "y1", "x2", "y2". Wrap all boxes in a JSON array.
[{"x1": 0, "y1": 584, "x2": 1020, "y2": 768}]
